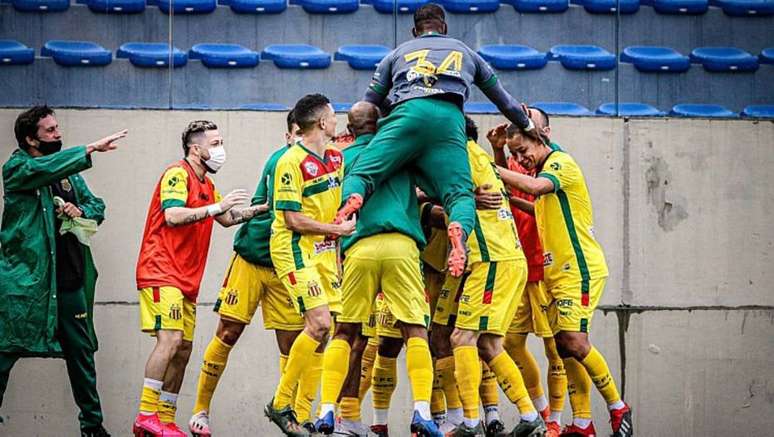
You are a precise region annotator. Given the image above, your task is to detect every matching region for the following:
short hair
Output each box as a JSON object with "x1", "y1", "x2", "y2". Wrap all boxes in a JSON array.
[
  {"x1": 464, "y1": 115, "x2": 478, "y2": 142},
  {"x1": 414, "y1": 3, "x2": 445, "y2": 31},
  {"x1": 530, "y1": 106, "x2": 550, "y2": 127},
  {"x1": 292, "y1": 94, "x2": 331, "y2": 134},
  {"x1": 181, "y1": 120, "x2": 218, "y2": 156},
  {"x1": 506, "y1": 106, "x2": 550, "y2": 138},
  {"x1": 15, "y1": 105, "x2": 55, "y2": 150},
  {"x1": 286, "y1": 110, "x2": 296, "y2": 133}
]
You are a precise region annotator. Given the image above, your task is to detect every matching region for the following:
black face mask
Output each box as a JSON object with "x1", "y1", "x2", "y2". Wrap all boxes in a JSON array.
[{"x1": 35, "y1": 139, "x2": 63, "y2": 155}]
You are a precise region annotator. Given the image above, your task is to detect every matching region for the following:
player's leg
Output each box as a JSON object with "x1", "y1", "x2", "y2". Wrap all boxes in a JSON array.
[
  {"x1": 335, "y1": 331, "x2": 371, "y2": 436},
  {"x1": 479, "y1": 361, "x2": 504, "y2": 437},
  {"x1": 358, "y1": 334, "x2": 378, "y2": 401},
  {"x1": 157, "y1": 297, "x2": 196, "y2": 436},
  {"x1": 370, "y1": 336, "x2": 402, "y2": 434},
  {"x1": 315, "y1": 321, "x2": 359, "y2": 434}
]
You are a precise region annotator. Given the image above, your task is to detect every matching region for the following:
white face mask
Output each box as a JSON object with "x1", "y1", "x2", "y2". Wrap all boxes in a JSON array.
[{"x1": 203, "y1": 145, "x2": 226, "y2": 173}]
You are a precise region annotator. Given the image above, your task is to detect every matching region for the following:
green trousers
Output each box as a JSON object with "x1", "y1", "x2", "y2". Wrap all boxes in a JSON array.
[
  {"x1": 343, "y1": 97, "x2": 476, "y2": 237},
  {"x1": 0, "y1": 286, "x2": 103, "y2": 429}
]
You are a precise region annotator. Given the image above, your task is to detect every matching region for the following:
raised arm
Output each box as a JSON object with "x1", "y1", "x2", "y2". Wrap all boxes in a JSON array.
[
  {"x1": 497, "y1": 165, "x2": 555, "y2": 196},
  {"x1": 363, "y1": 50, "x2": 394, "y2": 108}
]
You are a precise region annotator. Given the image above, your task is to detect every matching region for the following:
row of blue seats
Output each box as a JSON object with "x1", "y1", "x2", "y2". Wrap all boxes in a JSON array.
[
  {"x1": 5, "y1": 0, "x2": 773, "y2": 16},
  {"x1": 2, "y1": 40, "x2": 773, "y2": 72}
]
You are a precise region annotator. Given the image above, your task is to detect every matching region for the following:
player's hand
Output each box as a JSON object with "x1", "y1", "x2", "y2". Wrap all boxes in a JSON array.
[
  {"x1": 486, "y1": 123, "x2": 508, "y2": 150},
  {"x1": 86, "y1": 129, "x2": 128, "y2": 154},
  {"x1": 57, "y1": 202, "x2": 83, "y2": 218},
  {"x1": 218, "y1": 189, "x2": 250, "y2": 212},
  {"x1": 475, "y1": 184, "x2": 502, "y2": 210},
  {"x1": 335, "y1": 215, "x2": 357, "y2": 237}
]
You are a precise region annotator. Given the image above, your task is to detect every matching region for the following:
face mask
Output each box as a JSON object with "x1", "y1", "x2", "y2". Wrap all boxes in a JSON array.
[
  {"x1": 294, "y1": 136, "x2": 303, "y2": 144},
  {"x1": 36, "y1": 139, "x2": 62, "y2": 155},
  {"x1": 203, "y1": 145, "x2": 226, "y2": 173}
]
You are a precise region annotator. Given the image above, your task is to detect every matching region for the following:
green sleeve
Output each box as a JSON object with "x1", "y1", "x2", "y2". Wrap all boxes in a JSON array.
[
  {"x1": 71, "y1": 174, "x2": 106, "y2": 225},
  {"x1": 251, "y1": 166, "x2": 271, "y2": 206},
  {"x1": 3, "y1": 146, "x2": 92, "y2": 192}
]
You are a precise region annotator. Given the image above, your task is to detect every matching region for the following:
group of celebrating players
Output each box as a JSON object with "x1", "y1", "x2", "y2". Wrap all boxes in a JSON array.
[{"x1": 130, "y1": 3, "x2": 633, "y2": 437}]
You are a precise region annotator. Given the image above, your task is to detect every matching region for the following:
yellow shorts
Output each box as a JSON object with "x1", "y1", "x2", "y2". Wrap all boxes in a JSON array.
[
  {"x1": 362, "y1": 309, "x2": 377, "y2": 338},
  {"x1": 339, "y1": 233, "x2": 429, "y2": 328},
  {"x1": 374, "y1": 292, "x2": 403, "y2": 339},
  {"x1": 547, "y1": 277, "x2": 606, "y2": 334},
  {"x1": 139, "y1": 286, "x2": 196, "y2": 342},
  {"x1": 508, "y1": 280, "x2": 553, "y2": 337},
  {"x1": 433, "y1": 260, "x2": 527, "y2": 336},
  {"x1": 215, "y1": 254, "x2": 304, "y2": 331},
  {"x1": 280, "y1": 262, "x2": 342, "y2": 315},
  {"x1": 424, "y1": 265, "x2": 446, "y2": 320}
]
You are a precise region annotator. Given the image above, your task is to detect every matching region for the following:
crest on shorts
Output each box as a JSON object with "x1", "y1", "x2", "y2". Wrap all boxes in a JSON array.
[
  {"x1": 307, "y1": 280, "x2": 322, "y2": 297},
  {"x1": 169, "y1": 304, "x2": 182, "y2": 321},
  {"x1": 304, "y1": 161, "x2": 319, "y2": 177},
  {"x1": 225, "y1": 289, "x2": 238, "y2": 306},
  {"x1": 60, "y1": 178, "x2": 72, "y2": 192}
]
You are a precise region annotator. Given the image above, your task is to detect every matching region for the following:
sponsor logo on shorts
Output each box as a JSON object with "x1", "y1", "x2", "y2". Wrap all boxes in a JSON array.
[
  {"x1": 169, "y1": 304, "x2": 182, "y2": 321},
  {"x1": 313, "y1": 240, "x2": 336, "y2": 255},
  {"x1": 556, "y1": 299, "x2": 573, "y2": 308},
  {"x1": 439, "y1": 288, "x2": 450, "y2": 298},
  {"x1": 459, "y1": 294, "x2": 470, "y2": 304},
  {"x1": 543, "y1": 252, "x2": 553, "y2": 267},
  {"x1": 225, "y1": 289, "x2": 238, "y2": 306},
  {"x1": 458, "y1": 309, "x2": 472, "y2": 317},
  {"x1": 307, "y1": 280, "x2": 322, "y2": 297},
  {"x1": 331, "y1": 280, "x2": 341, "y2": 289}
]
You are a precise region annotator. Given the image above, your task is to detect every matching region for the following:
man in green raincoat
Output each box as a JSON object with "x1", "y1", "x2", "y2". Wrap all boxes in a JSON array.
[{"x1": 0, "y1": 106, "x2": 126, "y2": 437}]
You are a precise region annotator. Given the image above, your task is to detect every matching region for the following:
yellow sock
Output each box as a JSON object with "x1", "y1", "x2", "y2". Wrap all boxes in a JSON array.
[
  {"x1": 157, "y1": 391, "x2": 178, "y2": 424},
  {"x1": 452, "y1": 345, "x2": 481, "y2": 421},
  {"x1": 581, "y1": 346, "x2": 621, "y2": 405},
  {"x1": 359, "y1": 339, "x2": 377, "y2": 400},
  {"x1": 488, "y1": 351, "x2": 535, "y2": 415},
  {"x1": 480, "y1": 361, "x2": 499, "y2": 407},
  {"x1": 504, "y1": 334, "x2": 544, "y2": 401},
  {"x1": 340, "y1": 396, "x2": 361, "y2": 421},
  {"x1": 544, "y1": 338, "x2": 567, "y2": 413},
  {"x1": 435, "y1": 356, "x2": 462, "y2": 410},
  {"x1": 192, "y1": 336, "x2": 233, "y2": 414},
  {"x1": 564, "y1": 358, "x2": 592, "y2": 419},
  {"x1": 321, "y1": 339, "x2": 351, "y2": 405},
  {"x1": 431, "y1": 363, "x2": 447, "y2": 415},
  {"x1": 279, "y1": 353, "x2": 289, "y2": 374},
  {"x1": 273, "y1": 331, "x2": 320, "y2": 409},
  {"x1": 139, "y1": 378, "x2": 162, "y2": 414},
  {"x1": 371, "y1": 354, "x2": 397, "y2": 410},
  {"x1": 294, "y1": 351, "x2": 323, "y2": 423},
  {"x1": 406, "y1": 337, "x2": 433, "y2": 402}
]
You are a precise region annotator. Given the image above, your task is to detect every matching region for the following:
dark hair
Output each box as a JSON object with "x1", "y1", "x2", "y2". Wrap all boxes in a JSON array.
[
  {"x1": 530, "y1": 106, "x2": 550, "y2": 127},
  {"x1": 506, "y1": 106, "x2": 550, "y2": 138},
  {"x1": 292, "y1": 94, "x2": 331, "y2": 134},
  {"x1": 15, "y1": 105, "x2": 55, "y2": 150},
  {"x1": 286, "y1": 110, "x2": 296, "y2": 133},
  {"x1": 464, "y1": 115, "x2": 478, "y2": 142},
  {"x1": 181, "y1": 120, "x2": 218, "y2": 156},
  {"x1": 414, "y1": 3, "x2": 445, "y2": 32}
]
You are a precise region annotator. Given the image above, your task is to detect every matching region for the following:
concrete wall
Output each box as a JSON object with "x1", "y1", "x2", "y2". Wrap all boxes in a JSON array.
[{"x1": 0, "y1": 109, "x2": 772, "y2": 435}]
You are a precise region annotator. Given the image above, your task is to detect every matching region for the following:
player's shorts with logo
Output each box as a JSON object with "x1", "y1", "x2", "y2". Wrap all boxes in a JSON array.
[
  {"x1": 509, "y1": 280, "x2": 553, "y2": 337},
  {"x1": 433, "y1": 260, "x2": 527, "y2": 336},
  {"x1": 139, "y1": 286, "x2": 196, "y2": 342},
  {"x1": 280, "y1": 261, "x2": 342, "y2": 315},
  {"x1": 547, "y1": 277, "x2": 606, "y2": 334},
  {"x1": 339, "y1": 233, "x2": 429, "y2": 329},
  {"x1": 424, "y1": 266, "x2": 446, "y2": 320},
  {"x1": 214, "y1": 253, "x2": 304, "y2": 330}
]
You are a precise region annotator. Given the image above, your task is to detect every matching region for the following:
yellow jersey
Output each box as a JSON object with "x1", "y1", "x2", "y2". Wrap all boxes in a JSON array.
[
  {"x1": 466, "y1": 140, "x2": 524, "y2": 263},
  {"x1": 535, "y1": 150, "x2": 608, "y2": 292},
  {"x1": 270, "y1": 142, "x2": 344, "y2": 277}
]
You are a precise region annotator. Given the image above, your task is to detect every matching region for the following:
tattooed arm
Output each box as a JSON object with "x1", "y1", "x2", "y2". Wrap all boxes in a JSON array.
[
  {"x1": 164, "y1": 189, "x2": 251, "y2": 227},
  {"x1": 214, "y1": 203, "x2": 270, "y2": 228}
]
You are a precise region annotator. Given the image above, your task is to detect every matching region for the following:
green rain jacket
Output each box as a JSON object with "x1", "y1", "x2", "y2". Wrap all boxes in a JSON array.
[{"x1": 0, "y1": 146, "x2": 103, "y2": 357}]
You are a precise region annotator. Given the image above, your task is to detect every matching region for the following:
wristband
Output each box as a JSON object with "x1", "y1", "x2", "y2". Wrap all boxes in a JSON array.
[
  {"x1": 207, "y1": 204, "x2": 223, "y2": 217},
  {"x1": 524, "y1": 118, "x2": 535, "y2": 131}
]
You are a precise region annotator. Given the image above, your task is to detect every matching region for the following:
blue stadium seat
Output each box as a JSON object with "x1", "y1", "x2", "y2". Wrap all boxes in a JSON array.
[
  {"x1": 0, "y1": 40, "x2": 35, "y2": 65},
  {"x1": 760, "y1": 48, "x2": 774, "y2": 64},
  {"x1": 189, "y1": 44, "x2": 259, "y2": 68},
  {"x1": 117, "y1": 43, "x2": 188, "y2": 67},
  {"x1": 690, "y1": 47, "x2": 759, "y2": 72},
  {"x1": 241, "y1": 103, "x2": 290, "y2": 111},
  {"x1": 86, "y1": 0, "x2": 146, "y2": 13},
  {"x1": 299, "y1": 0, "x2": 359, "y2": 13},
  {"x1": 335, "y1": 45, "x2": 390, "y2": 70},
  {"x1": 158, "y1": 0, "x2": 216, "y2": 14},
  {"x1": 741, "y1": 105, "x2": 774, "y2": 118},
  {"x1": 669, "y1": 104, "x2": 737, "y2": 118},
  {"x1": 620, "y1": 46, "x2": 690, "y2": 72},
  {"x1": 372, "y1": 0, "x2": 428, "y2": 13},
  {"x1": 439, "y1": 0, "x2": 500, "y2": 13},
  {"x1": 261, "y1": 44, "x2": 331, "y2": 69},
  {"x1": 640, "y1": 0, "x2": 708, "y2": 13},
  {"x1": 510, "y1": 0, "x2": 569, "y2": 13},
  {"x1": 41, "y1": 40, "x2": 112, "y2": 66},
  {"x1": 710, "y1": 0, "x2": 774, "y2": 16},
  {"x1": 478, "y1": 45, "x2": 548, "y2": 70},
  {"x1": 228, "y1": 0, "x2": 286, "y2": 13},
  {"x1": 572, "y1": 0, "x2": 640, "y2": 13},
  {"x1": 596, "y1": 102, "x2": 666, "y2": 116},
  {"x1": 332, "y1": 102, "x2": 353, "y2": 112},
  {"x1": 464, "y1": 102, "x2": 498, "y2": 114},
  {"x1": 146, "y1": 0, "x2": 159, "y2": 5},
  {"x1": 549, "y1": 45, "x2": 616, "y2": 71},
  {"x1": 12, "y1": 0, "x2": 69, "y2": 11},
  {"x1": 531, "y1": 102, "x2": 592, "y2": 116}
]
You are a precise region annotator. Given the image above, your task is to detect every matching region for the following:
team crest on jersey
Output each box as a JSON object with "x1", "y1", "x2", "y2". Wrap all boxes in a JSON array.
[
  {"x1": 168, "y1": 304, "x2": 182, "y2": 321},
  {"x1": 167, "y1": 176, "x2": 180, "y2": 187},
  {"x1": 543, "y1": 252, "x2": 553, "y2": 267},
  {"x1": 304, "y1": 161, "x2": 319, "y2": 177},
  {"x1": 307, "y1": 280, "x2": 322, "y2": 297},
  {"x1": 225, "y1": 289, "x2": 238, "y2": 306},
  {"x1": 60, "y1": 178, "x2": 72, "y2": 192}
]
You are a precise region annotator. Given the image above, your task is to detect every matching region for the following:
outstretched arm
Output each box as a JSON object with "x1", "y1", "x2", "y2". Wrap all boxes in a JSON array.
[{"x1": 497, "y1": 166, "x2": 555, "y2": 196}]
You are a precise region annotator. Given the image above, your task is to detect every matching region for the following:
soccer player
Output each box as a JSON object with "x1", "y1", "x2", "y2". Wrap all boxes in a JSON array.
[
  {"x1": 187, "y1": 113, "x2": 307, "y2": 436},
  {"x1": 314, "y1": 101, "x2": 439, "y2": 436},
  {"x1": 0, "y1": 106, "x2": 125, "y2": 437},
  {"x1": 496, "y1": 119, "x2": 634, "y2": 437},
  {"x1": 488, "y1": 109, "x2": 566, "y2": 437},
  {"x1": 335, "y1": 3, "x2": 537, "y2": 279},
  {"x1": 133, "y1": 120, "x2": 267, "y2": 436},
  {"x1": 264, "y1": 94, "x2": 355, "y2": 437},
  {"x1": 432, "y1": 116, "x2": 545, "y2": 437}
]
